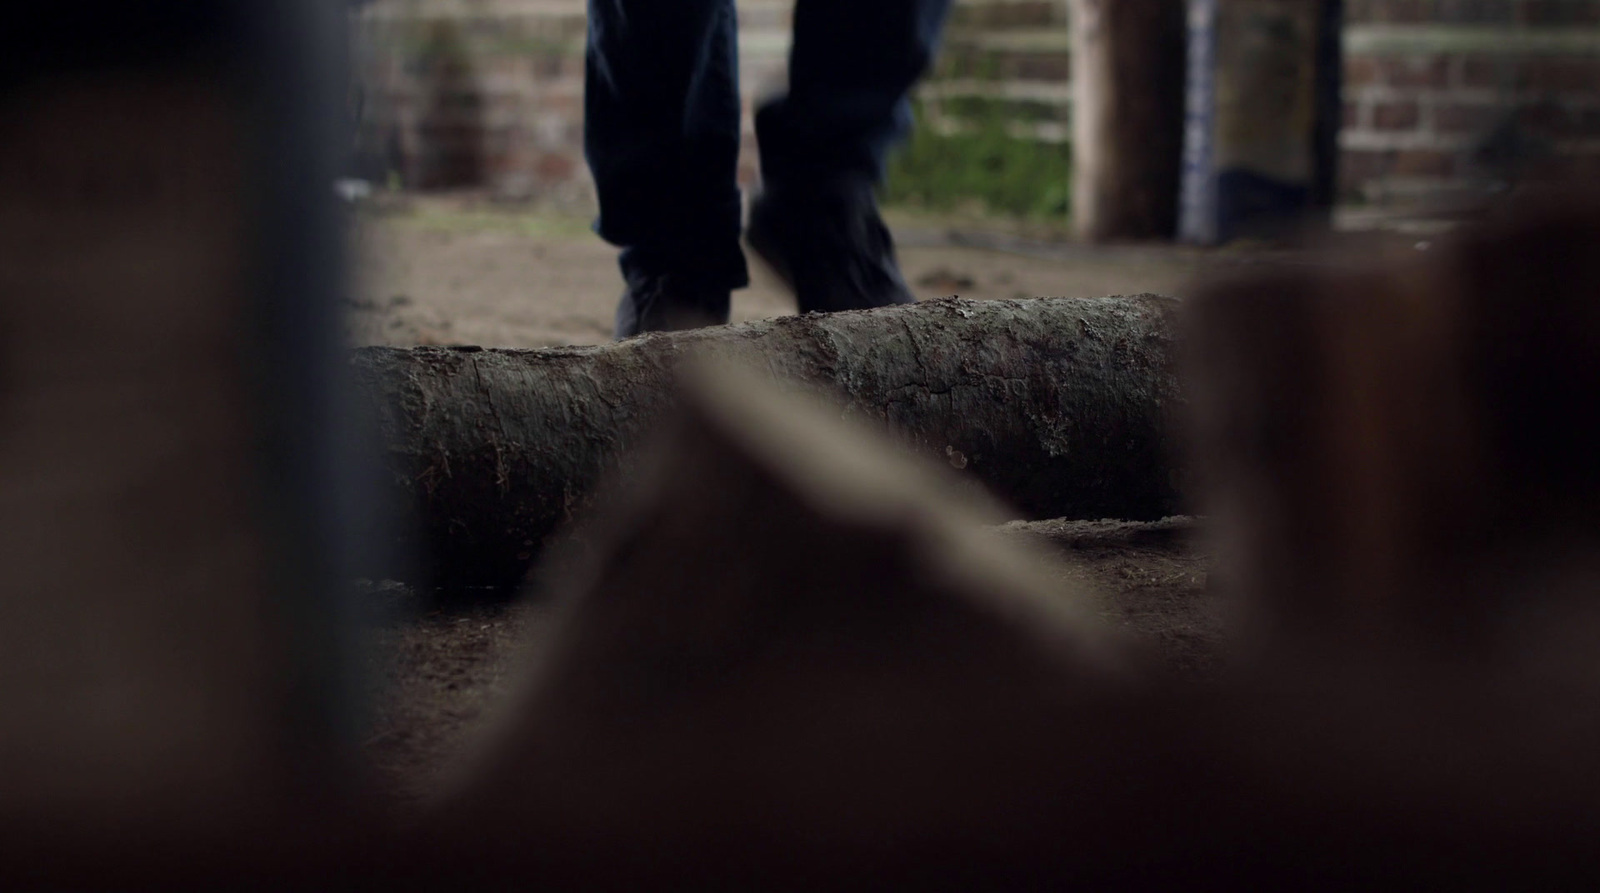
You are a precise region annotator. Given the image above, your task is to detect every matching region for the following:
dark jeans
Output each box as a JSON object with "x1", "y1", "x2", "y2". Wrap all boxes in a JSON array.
[{"x1": 584, "y1": 0, "x2": 953, "y2": 290}]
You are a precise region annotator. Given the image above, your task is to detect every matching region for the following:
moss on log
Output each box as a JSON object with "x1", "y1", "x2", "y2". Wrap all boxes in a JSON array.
[{"x1": 350, "y1": 295, "x2": 1184, "y2": 590}]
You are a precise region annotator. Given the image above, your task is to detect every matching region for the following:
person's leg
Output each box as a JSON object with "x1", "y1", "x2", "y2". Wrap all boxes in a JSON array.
[
  {"x1": 757, "y1": 0, "x2": 953, "y2": 188},
  {"x1": 585, "y1": 0, "x2": 746, "y2": 336},
  {"x1": 749, "y1": 0, "x2": 954, "y2": 313}
]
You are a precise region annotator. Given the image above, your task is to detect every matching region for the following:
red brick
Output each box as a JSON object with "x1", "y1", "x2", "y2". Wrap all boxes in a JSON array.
[
  {"x1": 485, "y1": 94, "x2": 525, "y2": 118},
  {"x1": 538, "y1": 92, "x2": 581, "y2": 117},
  {"x1": 1518, "y1": 0, "x2": 1600, "y2": 25},
  {"x1": 1346, "y1": 0, "x2": 1378, "y2": 20},
  {"x1": 1350, "y1": 0, "x2": 1433, "y2": 21},
  {"x1": 1434, "y1": 103, "x2": 1504, "y2": 134},
  {"x1": 1383, "y1": 56, "x2": 1451, "y2": 89},
  {"x1": 531, "y1": 55, "x2": 564, "y2": 79},
  {"x1": 1339, "y1": 148, "x2": 1395, "y2": 188},
  {"x1": 487, "y1": 150, "x2": 533, "y2": 180},
  {"x1": 1345, "y1": 55, "x2": 1383, "y2": 87},
  {"x1": 1343, "y1": 101, "x2": 1363, "y2": 129},
  {"x1": 1393, "y1": 149, "x2": 1458, "y2": 176},
  {"x1": 534, "y1": 151, "x2": 577, "y2": 182},
  {"x1": 1519, "y1": 101, "x2": 1600, "y2": 138},
  {"x1": 1522, "y1": 58, "x2": 1600, "y2": 94},
  {"x1": 1009, "y1": 52, "x2": 1072, "y2": 82},
  {"x1": 1459, "y1": 55, "x2": 1513, "y2": 89},
  {"x1": 951, "y1": 0, "x2": 1061, "y2": 28},
  {"x1": 1435, "y1": 0, "x2": 1517, "y2": 22},
  {"x1": 418, "y1": 123, "x2": 485, "y2": 145},
  {"x1": 1372, "y1": 101, "x2": 1423, "y2": 131}
]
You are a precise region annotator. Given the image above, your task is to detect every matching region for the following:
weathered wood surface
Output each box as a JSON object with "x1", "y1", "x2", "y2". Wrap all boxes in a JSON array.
[
  {"x1": 350, "y1": 295, "x2": 1185, "y2": 589},
  {"x1": 1069, "y1": 0, "x2": 1187, "y2": 241}
]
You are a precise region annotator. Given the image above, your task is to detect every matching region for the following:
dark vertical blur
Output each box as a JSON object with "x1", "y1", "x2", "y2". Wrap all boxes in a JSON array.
[
  {"x1": 0, "y1": 0, "x2": 388, "y2": 852},
  {"x1": 229, "y1": 0, "x2": 390, "y2": 778},
  {"x1": 1310, "y1": 0, "x2": 1343, "y2": 212}
]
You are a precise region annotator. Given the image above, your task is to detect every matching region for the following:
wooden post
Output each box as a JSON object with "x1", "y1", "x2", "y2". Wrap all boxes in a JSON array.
[
  {"x1": 1068, "y1": 0, "x2": 1189, "y2": 242},
  {"x1": 1179, "y1": 0, "x2": 1344, "y2": 245}
]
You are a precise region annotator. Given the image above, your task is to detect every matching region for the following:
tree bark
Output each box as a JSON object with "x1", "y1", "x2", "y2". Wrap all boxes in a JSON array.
[
  {"x1": 1069, "y1": 0, "x2": 1188, "y2": 241},
  {"x1": 350, "y1": 295, "x2": 1184, "y2": 590}
]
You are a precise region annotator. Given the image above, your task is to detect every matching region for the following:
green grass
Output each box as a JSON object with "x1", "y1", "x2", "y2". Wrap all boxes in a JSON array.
[
  {"x1": 374, "y1": 201, "x2": 595, "y2": 240},
  {"x1": 882, "y1": 99, "x2": 1072, "y2": 223}
]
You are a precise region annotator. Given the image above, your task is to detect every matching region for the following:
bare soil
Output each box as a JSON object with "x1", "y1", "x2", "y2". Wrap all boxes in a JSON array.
[
  {"x1": 358, "y1": 518, "x2": 1216, "y2": 806},
  {"x1": 347, "y1": 195, "x2": 1208, "y2": 349}
]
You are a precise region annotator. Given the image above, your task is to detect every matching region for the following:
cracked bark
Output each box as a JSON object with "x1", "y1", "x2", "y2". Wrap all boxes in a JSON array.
[{"x1": 351, "y1": 295, "x2": 1186, "y2": 591}]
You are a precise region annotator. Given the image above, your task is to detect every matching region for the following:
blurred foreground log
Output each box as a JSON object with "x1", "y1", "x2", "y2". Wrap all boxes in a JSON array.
[
  {"x1": 416, "y1": 360, "x2": 1183, "y2": 888},
  {"x1": 412, "y1": 239, "x2": 1600, "y2": 886},
  {"x1": 1183, "y1": 194, "x2": 1600, "y2": 661},
  {"x1": 351, "y1": 295, "x2": 1184, "y2": 590}
]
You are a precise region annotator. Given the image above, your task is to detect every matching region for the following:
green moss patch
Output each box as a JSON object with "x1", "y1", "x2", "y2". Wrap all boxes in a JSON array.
[{"x1": 883, "y1": 99, "x2": 1072, "y2": 221}]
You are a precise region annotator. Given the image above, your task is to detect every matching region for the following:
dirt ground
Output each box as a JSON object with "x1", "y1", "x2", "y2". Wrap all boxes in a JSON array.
[
  {"x1": 347, "y1": 194, "x2": 1218, "y2": 349},
  {"x1": 358, "y1": 518, "x2": 1218, "y2": 806}
]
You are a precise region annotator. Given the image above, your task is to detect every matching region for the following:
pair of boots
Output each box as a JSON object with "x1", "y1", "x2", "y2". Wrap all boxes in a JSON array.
[
  {"x1": 614, "y1": 183, "x2": 917, "y2": 338},
  {"x1": 584, "y1": 0, "x2": 955, "y2": 338}
]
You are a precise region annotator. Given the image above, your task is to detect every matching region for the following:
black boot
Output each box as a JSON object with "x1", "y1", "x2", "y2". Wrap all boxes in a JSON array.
[
  {"x1": 746, "y1": 182, "x2": 916, "y2": 315},
  {"x1": 614, "y1": 272, "x2": 732, "y2": 339}
]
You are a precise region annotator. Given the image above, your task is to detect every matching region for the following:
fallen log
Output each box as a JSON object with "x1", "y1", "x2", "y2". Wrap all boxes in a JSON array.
[{"x1": 351, "y1": 295, "x2": 1184, "y2": 590}]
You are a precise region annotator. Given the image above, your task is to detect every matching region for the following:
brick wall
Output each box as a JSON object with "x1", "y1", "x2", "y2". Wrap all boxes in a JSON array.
[
  {"x1": 1341, "y1": 0, "x2": 1600, "y2": 205},
  {"x1": 350, "y1": 0, "x2": 1069, "y2": 205},
  {"x1": 351, "y1": 0, "x2": 794, "y2": 207},
  {"x1": 353, "y1": 0, "x2": 1600, "y2": 214},
  {"x1": 924, "y1": 0, "x2": 1072, "y2": 145}
]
